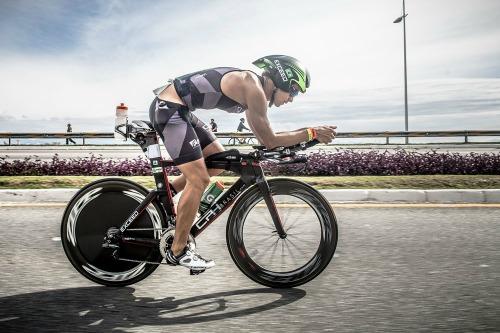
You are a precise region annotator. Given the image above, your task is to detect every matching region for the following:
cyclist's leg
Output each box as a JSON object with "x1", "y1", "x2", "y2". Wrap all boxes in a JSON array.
[
  {"x1": 170, "y1": 113, "x2": 225, "y2": 191},
  {"x1": 173, "y1": 158, "x2": 210, "y2": 255},
  {"x1": 150, "y1": 98, "x2": 214, "y2": 267}
]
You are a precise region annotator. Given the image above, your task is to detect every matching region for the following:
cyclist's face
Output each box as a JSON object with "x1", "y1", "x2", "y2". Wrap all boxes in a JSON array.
[
  {"x1": 274, "y1": 89, "x2": 294, "y2": 107},
  {"x1": 273, "y1": 84, "x2": 301, "y2": 107}
]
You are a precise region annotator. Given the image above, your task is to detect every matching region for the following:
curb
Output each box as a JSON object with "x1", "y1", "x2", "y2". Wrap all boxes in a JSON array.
[{"x1": 1, "y1": 189, "x2": 500, "y2": 204}]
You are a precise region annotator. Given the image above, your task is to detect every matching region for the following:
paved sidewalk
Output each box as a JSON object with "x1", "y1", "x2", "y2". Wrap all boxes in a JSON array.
[{"x1": 1, "y1": 189, "x2": 499, "y2": 203}]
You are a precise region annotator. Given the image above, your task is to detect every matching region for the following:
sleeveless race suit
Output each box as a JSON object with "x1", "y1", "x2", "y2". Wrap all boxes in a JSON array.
[{"x1": 149, "y1": 67, "x2": 263, "y2": 165}]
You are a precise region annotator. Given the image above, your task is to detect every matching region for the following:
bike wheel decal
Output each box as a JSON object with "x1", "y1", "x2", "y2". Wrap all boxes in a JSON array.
[
  {"x1": 66, "y1": 187, "x2": 162, "y2": 282},
  {"x1": 67, "y1": 187, "x2": 102, "y2": 247}
]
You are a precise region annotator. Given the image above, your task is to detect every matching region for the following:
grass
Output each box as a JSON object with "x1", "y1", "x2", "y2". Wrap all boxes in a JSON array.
[{"x1": 1, "y1": 175, "x2": 500, "y2": 189}]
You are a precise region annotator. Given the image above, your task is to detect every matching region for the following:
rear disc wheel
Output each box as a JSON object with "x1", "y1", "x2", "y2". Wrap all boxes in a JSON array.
[{"x1": 61, "y1": 179, "x2": 166, "y2": 287}]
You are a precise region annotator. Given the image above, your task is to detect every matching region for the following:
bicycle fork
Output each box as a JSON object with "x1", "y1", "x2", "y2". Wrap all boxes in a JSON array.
[{"x1": 249, "y1": 165, "x2": 287, "y2": 239}]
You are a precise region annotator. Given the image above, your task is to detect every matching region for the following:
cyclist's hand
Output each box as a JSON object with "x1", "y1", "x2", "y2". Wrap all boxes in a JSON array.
[{"x1": 313, "y1": 126, "x2": 337, "y2": 144}]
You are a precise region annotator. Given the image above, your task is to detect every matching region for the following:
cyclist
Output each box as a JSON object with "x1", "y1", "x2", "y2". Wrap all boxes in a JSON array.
[
  {"x1": 237, "y1": 118, "x2": 250, "y2": 132},
  {"x1": 235, "y1": 118, "x2": 250, "y2": 144},
  {"x1": 149, "y1": 55, "x2": 336, "y2": 272}
]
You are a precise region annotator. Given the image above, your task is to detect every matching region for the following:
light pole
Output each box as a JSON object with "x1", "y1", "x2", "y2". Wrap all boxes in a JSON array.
[{"x1": 393, "y1": 0, "x2": 409, "y2": 144}]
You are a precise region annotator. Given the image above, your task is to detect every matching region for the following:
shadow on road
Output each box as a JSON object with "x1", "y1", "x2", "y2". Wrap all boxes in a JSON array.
[{"x1": 0, "y1": 286, "x2": 306, "y2": 332}]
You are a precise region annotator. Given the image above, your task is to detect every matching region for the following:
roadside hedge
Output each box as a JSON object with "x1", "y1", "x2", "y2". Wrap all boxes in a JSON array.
[{"x1": 1, "y1": 150, "x2": 499, "y2": 176}]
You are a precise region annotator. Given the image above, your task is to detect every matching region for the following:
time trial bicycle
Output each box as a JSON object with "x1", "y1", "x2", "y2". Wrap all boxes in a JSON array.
[{"x1": 61, "y1": 120, "x2": 338, "y2": 288}]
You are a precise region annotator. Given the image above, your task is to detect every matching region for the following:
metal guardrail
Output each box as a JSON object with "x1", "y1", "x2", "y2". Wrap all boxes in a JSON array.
[{"x1": 1, "y1": 130, "x2": 500, "y2": 146}]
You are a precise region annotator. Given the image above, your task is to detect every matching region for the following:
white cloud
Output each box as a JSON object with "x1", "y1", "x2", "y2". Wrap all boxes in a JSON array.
[{"x1": 0, "y1": 0, "x2": 499, "y2": 133}]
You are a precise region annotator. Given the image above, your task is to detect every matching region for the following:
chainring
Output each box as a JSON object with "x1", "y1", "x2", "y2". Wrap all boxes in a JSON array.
[{"x1": 159, "y1": 227, "x2": 196, "y2": 258}]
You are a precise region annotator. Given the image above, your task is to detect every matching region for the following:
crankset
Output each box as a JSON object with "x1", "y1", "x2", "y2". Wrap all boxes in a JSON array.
[{"x1": 158, "y1": 227, "x2": 196, "y2": 259}]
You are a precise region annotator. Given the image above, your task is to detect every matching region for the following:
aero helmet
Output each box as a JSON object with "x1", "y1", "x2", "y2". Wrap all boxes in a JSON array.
[{"x1": 252, "y1": 55, "x2": 310, "y2": 93}]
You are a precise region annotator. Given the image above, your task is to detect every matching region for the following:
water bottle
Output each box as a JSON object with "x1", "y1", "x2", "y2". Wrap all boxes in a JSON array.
[
  {"x1": 198, "y1": 181, "x2": 224, "y2": 215},
  {"x1": 114, "y1": 103, "x2": 128, "y2": 141}
]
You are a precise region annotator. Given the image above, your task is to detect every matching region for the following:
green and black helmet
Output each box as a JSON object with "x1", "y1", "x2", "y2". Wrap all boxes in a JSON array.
[{"x1": 252, "y1": 55, "x2": 311, "y2": 93}]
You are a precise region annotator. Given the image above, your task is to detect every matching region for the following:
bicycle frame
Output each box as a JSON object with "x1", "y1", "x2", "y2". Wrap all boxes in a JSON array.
[{"x1": 116, "y1": 131, "x2": 285, "y2": 248}]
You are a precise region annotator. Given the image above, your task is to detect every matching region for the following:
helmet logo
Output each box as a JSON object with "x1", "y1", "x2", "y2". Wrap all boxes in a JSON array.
[
  {"x1": 285, "y1": 68, "x2": 293, "y2": 78},
  {"x1": 274, "y1": 60, "x2": 288, "y2": 82}
]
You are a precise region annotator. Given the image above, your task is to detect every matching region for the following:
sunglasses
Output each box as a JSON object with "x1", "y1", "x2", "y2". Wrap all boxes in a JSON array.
[{"x1": 289, "y1": 85, "x2": 300, "y2": 97}]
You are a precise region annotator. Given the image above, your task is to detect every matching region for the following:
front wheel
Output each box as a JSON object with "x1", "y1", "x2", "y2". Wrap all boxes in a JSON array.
[
  {"x1": 226, "y1": 179, "x2": 338, "y2": 288},
  {"x1": 61, "y1": 178, "x2": 166, "y2": 287}
]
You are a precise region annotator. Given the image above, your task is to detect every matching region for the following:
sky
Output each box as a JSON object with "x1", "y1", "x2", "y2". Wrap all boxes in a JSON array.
[{"x1": 0, "y1": 0, "x2": 499, "y2": 134}]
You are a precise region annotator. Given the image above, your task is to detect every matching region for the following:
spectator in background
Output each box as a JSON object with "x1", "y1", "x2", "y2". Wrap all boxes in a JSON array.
[
  {"x1": 66, "y1": 123, "x2": 76, "y2": 145},
  {"x1": 210, "y1": 118, "x2": 218, "y2": 132}
]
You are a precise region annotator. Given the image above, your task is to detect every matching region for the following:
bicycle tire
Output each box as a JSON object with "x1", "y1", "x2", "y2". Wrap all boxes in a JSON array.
[
  {"x1": 61, "y1": 178, "x2": 166, "y2": 287},
  {"x1": 226, "y1": 178, "x2": 338, "y2": 288}
]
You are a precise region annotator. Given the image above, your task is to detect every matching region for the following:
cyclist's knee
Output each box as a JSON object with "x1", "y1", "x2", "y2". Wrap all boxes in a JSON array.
[
  {"x1": 186, "y1": 173, "x2": 210, "y2": 192},
  {"x1": 176, "y1": 159, "x2": 210, "y2": 192}
]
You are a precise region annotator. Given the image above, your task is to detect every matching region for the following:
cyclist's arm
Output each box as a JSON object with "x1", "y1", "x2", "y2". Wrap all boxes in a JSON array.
[{"x1": 243, "y1": 79, "x2": 308, "y2": 149}]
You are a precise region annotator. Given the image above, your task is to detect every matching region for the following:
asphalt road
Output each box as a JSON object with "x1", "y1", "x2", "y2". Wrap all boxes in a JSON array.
[
  {"x1": 2, "y1": 144, "x2": 500, "y2": 161},
  {"x1": 0, "y1": 205, "x2": 499, "y2": 332}
]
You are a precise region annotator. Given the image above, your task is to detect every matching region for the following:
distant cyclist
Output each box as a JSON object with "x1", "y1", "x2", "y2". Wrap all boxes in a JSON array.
[
  {"x1": 236, "y1": 118, "x2": 250, "y2": 144},
  {"x1": 149, "y1": 55, "x2": 336, "y2": 272},
  {"x1": 237, "y1": 118, "x2": 250, "y2": 132}
]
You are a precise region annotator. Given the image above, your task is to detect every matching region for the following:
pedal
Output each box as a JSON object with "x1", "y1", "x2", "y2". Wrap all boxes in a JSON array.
[{"x1": 190, "y1": 269, "x2": 205, "y2": 275}]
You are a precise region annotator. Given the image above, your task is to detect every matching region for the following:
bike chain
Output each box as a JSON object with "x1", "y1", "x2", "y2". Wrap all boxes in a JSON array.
[
  {"x1": 117, "y1": 256, "x2": 206, "y2": 275},
  {"x1": 117, "y1": 256, "x2": 169, "y2": 265}
]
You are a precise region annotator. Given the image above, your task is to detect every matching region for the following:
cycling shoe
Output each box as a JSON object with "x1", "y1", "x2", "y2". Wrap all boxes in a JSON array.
[{"x1": 165, "y1": 245, "x2": 215, "y2": 271}]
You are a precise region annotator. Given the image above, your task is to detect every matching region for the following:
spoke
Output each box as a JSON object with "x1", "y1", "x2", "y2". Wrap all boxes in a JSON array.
[
  {"x1": 260, "y1": 236, "x2": 280, "y2": 255},
  {"x1": 247, "y1": 212, "x2": 276, "y2": 231},
  {"x1": 280, "y1": 240, "x2": 286, "y2": 270},
  {"x1": 243, "y1": 229, "x2": 277, "y2": 240},
  {"x1": 284, "y1": 210, "x2": 309, "y2": 232},
  {"x1": 280, "y1": 204, "x2": 291, "y2": 229},
  {"x1": 285, "y1": 237, "x2": 312, "y2": 257},
  {"x1": 244, "y1": 235, "x2": 278, "y2": 260},
  {"x1": 253, "y1": 233, "x2": 276, "y2": 242},
  {"x1": 284, "y1": 237, "x2": 305, "y2": 254},
  {"x1": 283, "y1": 239, "x2": 301, "y2": 267},
  {"x1": 265, "y1": 237, "x2": 281, "y2": 267},
  {"x1": 286, "y1": 213, "x2": 320, "y2": 233},
  {"x1": 259, "y1": 207, "x2": 279, "y2": 230},
  {"x1": 286, "y1": 233, "x2": 320, "y2": 246}
]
